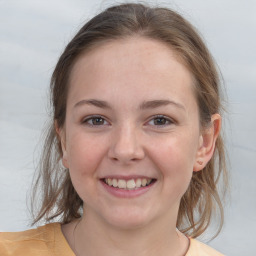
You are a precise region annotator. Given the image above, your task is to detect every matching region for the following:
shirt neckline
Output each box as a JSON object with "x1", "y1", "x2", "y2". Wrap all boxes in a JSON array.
[{"x1": 54, "y1": 222, "x2": 195, "y2": 256}]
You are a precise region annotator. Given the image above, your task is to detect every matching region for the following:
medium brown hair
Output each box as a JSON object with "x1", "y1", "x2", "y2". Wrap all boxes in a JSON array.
[{"x1": 31, "y1": 3, "x2": 228, "y2": 238}]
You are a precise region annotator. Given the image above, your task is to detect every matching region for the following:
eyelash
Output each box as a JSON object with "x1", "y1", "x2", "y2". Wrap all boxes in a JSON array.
[
  {"x1": 82, "y1": 115, "x2": 174, "y2": 128},
  {"x1": 82, "y1": 115, "x2": 110, "y2": 127},
  {"x1": 146, "y1": 115, "x2": 174, "y2": 127}
]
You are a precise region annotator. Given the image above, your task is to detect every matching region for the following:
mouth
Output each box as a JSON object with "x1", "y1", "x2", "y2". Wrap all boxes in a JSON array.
[{"x1": 101, "y1": 177, "x2": 157, "y2": 190}]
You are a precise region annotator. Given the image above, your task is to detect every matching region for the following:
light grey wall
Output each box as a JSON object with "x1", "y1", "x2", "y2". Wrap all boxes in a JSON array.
[{"x1": 1, "y1": 1, "x2": 256, "y2": 255}]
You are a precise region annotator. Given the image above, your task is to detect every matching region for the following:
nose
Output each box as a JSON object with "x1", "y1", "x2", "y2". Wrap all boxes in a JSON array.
[{"x1": 108, "y1": 124, "x2": 145, "y2": 164}]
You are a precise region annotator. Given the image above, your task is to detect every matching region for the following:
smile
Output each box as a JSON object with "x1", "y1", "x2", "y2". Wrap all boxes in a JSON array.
[{"x1": 102, "y1": 178, "x2": 156, "y2": 190}]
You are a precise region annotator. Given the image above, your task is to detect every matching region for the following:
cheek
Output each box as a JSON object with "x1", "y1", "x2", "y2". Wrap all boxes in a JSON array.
[
  {"x1": 150, "y1": 134, "x2": 198, "y2": 190},
  {"x1": 65, "y1": 133, "x2": 108, "y2": 201},
  {"x1": 155, "y1": 144, "x2": 194, "y2": 179},
  {"x1": 66, "y1": 131, "x2": 107, "y2": 178},
  {"x1": 154, "y1": 134, "x2": 198, "y2": 168}
]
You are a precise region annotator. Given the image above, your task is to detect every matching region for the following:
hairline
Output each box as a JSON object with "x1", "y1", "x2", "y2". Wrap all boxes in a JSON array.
[{"x1": 64, "y1": 34, "x2": 201, "y2": 122}]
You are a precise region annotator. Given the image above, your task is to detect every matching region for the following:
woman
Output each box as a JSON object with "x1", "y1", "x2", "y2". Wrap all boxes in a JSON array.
[{"x1": 0, "y1": 3, "x2": 227, "y2": 255}]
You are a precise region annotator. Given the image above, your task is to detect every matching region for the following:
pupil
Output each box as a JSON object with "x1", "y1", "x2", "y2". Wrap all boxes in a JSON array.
[
  {"x1": 93, "y1": 118, "x2": 104, "y2": 125},
  {"x1": 154, "y1": 118, "x2": 166, "y2": 125}
]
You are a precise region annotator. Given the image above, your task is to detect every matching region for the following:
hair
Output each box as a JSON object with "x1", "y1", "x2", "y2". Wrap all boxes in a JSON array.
[{"x1": 31, "y1": 2, "x2": 228, "y2": 238}]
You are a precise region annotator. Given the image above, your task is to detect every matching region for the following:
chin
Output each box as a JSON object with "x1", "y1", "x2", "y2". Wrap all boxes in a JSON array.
[{"x1": 102, "y1": 208, "x2": 153, "y2": 230}]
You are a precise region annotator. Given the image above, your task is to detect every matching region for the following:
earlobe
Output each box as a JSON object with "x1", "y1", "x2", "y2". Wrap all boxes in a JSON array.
[
  {"x1": 61, "y1": 143, "x2": 69, "y2": 169},
  {"x1": 193, "y1": 114, "x2": 221, "y2": 172},
  {"x1": 55, "y1": 120, "x2": 69, "y2": 169}
]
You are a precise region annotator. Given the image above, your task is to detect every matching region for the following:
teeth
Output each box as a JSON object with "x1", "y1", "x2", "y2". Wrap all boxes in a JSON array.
[
  {"x1": 141, "y1": 178, "x2": 147, "y2": 187},
  {"x1": 107, "y1": 178, "x2": 112, "y2": 186},
  {"x1": 135, "y1": 179, "x2": 142, "y2": 187},
  {"x1": 117, "y1": 179, "x2": 126, "y2": 189},
  {"x1": 112, "y1": 179, "x2": 118, "y2": 187},
  {"x1": 104, "y1": 178, "x2": 153, "y2": 190},
  {"x1": 127, "y1": 179, "x2": 136, "y2": 189}
]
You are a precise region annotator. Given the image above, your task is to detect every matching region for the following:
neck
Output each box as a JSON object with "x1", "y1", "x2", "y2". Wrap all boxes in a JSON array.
[{"x1": 70, "y1": 208, "x2": 189, "y2": 256}]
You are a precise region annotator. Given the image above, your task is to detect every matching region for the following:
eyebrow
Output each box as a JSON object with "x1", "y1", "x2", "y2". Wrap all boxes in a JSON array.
[
  {"x1": 74, "y1": 99, "x2": 185, "y2": 111},
  {"x1": 139, "y1": 100, "x2": 185, "y2": 111},
  {"x1": 74, "y1": 99, "x2": 111, "y2": 109}
]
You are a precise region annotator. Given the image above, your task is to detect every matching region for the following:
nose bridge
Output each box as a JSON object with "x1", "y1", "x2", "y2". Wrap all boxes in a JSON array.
[{"x1": 109, "y1": 121, "x2": 144, "y2": 163}]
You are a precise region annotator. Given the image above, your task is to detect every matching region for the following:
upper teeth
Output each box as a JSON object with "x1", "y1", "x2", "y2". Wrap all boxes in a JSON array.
[{"x1": 104, "y1": 178, "x2": 153, "y2": 190}]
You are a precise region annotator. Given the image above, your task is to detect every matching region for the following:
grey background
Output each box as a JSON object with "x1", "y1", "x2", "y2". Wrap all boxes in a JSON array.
[{"x1": 0, "y1": 0, "x2": 255, "y2": 255}]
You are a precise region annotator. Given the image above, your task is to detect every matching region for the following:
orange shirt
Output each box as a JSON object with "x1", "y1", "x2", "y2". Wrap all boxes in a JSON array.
[{"x1": 0, "y1": 223, "x2": 224, "y2": 256}]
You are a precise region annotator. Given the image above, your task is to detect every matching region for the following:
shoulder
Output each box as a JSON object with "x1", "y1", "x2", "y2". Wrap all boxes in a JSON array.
[
  {"x1": 186, "y1": 238, "x2": 225, "y2": 256},
  {"x1": 0, "y1": 223, "x2": 59, "y2": 256}
]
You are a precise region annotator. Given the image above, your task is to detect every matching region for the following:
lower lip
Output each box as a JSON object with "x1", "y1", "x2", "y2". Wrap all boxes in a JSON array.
[{"x1": 100, "y1": 180, "x2": 155, "y2": 198}]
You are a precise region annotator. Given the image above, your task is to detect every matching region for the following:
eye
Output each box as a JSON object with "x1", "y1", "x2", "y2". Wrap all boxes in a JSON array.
[
  {"x1": 82, "y1": 116, "x2": 109, "y2": 126},
  {"x1": 147, "y1": 115, "x2": 173, "y2": 127}
]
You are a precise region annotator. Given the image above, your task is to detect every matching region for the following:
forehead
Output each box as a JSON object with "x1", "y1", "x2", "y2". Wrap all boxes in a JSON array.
[
  {"x1": 68, "y1": 37, "x2": 196, "y2": 109},
  {"x1": 70, "y1": 37, "x2": 184, "y2": 79}
]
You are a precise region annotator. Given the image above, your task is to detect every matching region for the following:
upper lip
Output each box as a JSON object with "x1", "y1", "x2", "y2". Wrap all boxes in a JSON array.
[{"x1": 100, "y1": 175, "x2": 157, "y2": 180}]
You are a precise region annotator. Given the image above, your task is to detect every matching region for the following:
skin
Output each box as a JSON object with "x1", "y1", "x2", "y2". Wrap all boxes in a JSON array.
[{"x1": 58, "y1": 37, "x2": 221, "y2": 256}]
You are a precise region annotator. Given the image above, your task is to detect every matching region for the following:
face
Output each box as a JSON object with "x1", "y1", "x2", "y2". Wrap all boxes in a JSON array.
[{"x1": 60, "y1": 37, "x2": 206, "y2": 229}]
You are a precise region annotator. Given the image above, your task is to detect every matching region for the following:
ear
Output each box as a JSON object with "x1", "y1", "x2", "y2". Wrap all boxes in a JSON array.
[
  {"x1": 193, "y1": 114, "x2": 221, "y2": 172},
  {"x1": 55, "y1": 120, "x2": 69, "y2": 169}
]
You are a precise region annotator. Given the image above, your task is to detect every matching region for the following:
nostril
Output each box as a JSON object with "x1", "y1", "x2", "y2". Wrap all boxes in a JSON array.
[{"x1": 107, "y1": 134, "x2": 145, "y2": 163}]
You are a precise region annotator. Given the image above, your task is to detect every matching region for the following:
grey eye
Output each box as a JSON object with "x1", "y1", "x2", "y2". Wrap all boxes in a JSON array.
[
  {"x1": 148, "y1": 116, "x2": 172, "y2": 126},
  {"x1": 83, "y1": 116, "x2": 109, "y2": 126},
  {"x1": 153, "y1": 117, "x2": 169, "y2": 125},
  {"x1": 90, "y1": 117, "x2": 105, "y2": 125}
]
